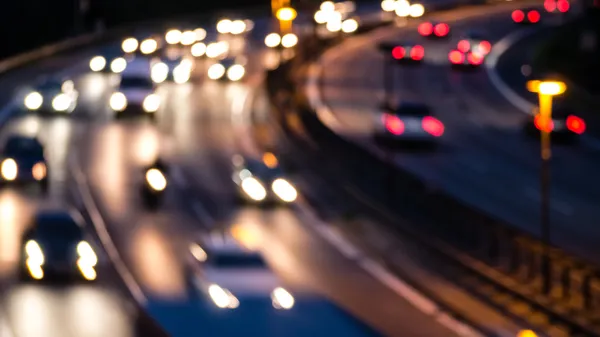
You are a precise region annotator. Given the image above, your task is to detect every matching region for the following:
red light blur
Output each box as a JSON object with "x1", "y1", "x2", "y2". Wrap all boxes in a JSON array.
[
  {"x1": 448, "y1": 50, "x2": 464, "y2": 64},
  {"x1": 566, "y1": 115, "x2": 585, "y2": 134},
  {"x1": 512, "y1": 10, "x2": 524, "y2": 22},
  {"x1": 419, "y1": 22, "x2": 433, "y2": 36},
  {"x1": 534, "y1": 115, "x2": 554, "y2": 132},
  {"x1": 467, "y1": 52, "x2": 483, "y2": 65},
  {"x1": 422, "y1": 116, "x2": 444, "y2": 137},
  {"x1": 434, "y1": 23, "x2": 449, "y2": 36},
  {"x1": 410, "y1": 45, "x2": 425, "y2": 60},
  {"x1": 557, "y1": 0, "x2": 569, "y2": 12},
  {"x1": 528, "y1": 10, "x2": 540, "y2": 22},
  {"x1": 479, "y1": 41, "x2": 491, "y2": 54},
  {"x1": 392, "y1": 46, "x2": 405, "y2": 59},
  {"x1": 544, "y1": 0, "x2": 556, "y2": 11},
  {"x1": 457, "y1": 40, "x2": 470, "y2": 52},
  {"x1": 384, "y1": 114, "x2": 405, "y2": 135}
]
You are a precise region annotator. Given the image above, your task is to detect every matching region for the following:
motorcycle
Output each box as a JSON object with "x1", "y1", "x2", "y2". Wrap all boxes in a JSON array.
[{"x1": 141, "y1": 160, "x2": 168, "y2": 209}]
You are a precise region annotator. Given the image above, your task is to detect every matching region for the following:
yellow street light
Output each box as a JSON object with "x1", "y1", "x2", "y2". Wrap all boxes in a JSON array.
[
  {"x1": 517, "y1": 330, "x2": 538, "y2": 337},
  {"x1": 527, "y1": 80, "x2": 566, "y2": 96},
  {"x1": 276, "y1": 7, "x2": 297, "y2": 34}
]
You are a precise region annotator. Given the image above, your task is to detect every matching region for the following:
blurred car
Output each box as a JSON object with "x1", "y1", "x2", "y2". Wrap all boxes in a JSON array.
[
  {"x1": 187, "y1": 233, "x2": 295, "y2": 310},
  {"x1": 544, "y1": 0, "x2": 570, "y2": 12},
  {"x1": 140, "y1": 158, "x2": 169, "y2": 208},
  {"x1": 150, "y1": 50, "x2": 193, "y2": 84},
  {"x1": 231, "y1": 153, "x2": 298, "y2": 205},
  {"x1": 0, "y1": 135, "x2": 48, "y2": 191},
  {"x1": 512, "y1": 8, "x2": 541, "y2": 23},
  {"x1": 109, "y1": 75, "x2": 160, "y2": 118},
  {"x1": 418, "y1": 21, "x2": 450, "y2": 38},
  {"x1": 89, "y1": 52, "x2": 129, "y2": 74},
  {"x1": 23, "y1": 78, "x2": 78, "y2": 114},
  {"x1": 20, "y1": 209, "x2": 98, "y2": 281},
  {"x1": 523, "y1": 106, "x2": 585, "y2": 142},
  {"x1": 389, "y1": 42, "x2": 425, "y2": 64},
  {"x1": 207, "y1": 56, "x2": 246, "y2": 81},
  {"x1": 456, "y1": 31, "x2": 492, "y2": 55},
  {"x1": 448, "y1": 49, "x2": 484, "y2": 69},
  {"x1": 374, "y1": 102, "x2": 444, "y2": 147}
]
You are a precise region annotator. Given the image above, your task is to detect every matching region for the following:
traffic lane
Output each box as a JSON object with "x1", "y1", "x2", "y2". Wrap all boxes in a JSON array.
[
  {"x1": 171, "y1": 84, "x2": 459, "y2": 336},
  {"x1": 320, "y1": 10, "x2": 600, "y2": 259}
]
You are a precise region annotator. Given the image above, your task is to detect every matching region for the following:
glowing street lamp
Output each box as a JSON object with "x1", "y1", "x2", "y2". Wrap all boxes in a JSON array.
[
  {"x1": 276, "y1": 7, "x2": 297, "y2": 34},
  {"x1": 526, "y1": 79, "x2": 566, "y2": 296}
]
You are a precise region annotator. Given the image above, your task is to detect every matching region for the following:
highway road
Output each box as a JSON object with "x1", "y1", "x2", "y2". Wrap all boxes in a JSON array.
[
  {"x1": 0, "y1": 10, "x2": 467, "y2": 337},
  {"x1": 316, "y1": 3, "x2": 600, "y2": 263}
]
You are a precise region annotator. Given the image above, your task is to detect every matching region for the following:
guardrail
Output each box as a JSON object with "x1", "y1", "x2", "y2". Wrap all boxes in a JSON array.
[{"x1": 266, "y1": 9, "x2": 600, "y2": 336}]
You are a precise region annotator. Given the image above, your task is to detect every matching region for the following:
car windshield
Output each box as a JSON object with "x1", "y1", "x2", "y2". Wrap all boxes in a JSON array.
[
  {"x1": 34, "y1": 219, "x2": 83, "y2": 242},
  {"x1": 246, "y1": 159, "x2": 283, "y2": 180},
  {"x1": 396, "y1": 104, "x2": 431, "y2": 116},
  {"x1": 3, "y1": 137, "x2": 43, "y2": 157},
  {"x1": 220, "y1": 58, "x2": 236, "y2": 67},
  {"x1": 120, "y1": 77, "x2": 153, "y2": 89},
  {"x1": 207, "y1": 252, "x2": 268, "y2": 269},
  {"x1": 38, "y1": 80, "x2": 63, "y2": 91}
]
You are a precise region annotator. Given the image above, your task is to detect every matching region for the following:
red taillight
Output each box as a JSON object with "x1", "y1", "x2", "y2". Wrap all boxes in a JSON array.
[
  {"x1": 534, "y1": 115, "x2": 554, "y2": 132},
  {"x1": 384, "y1": 114, "x2": 405, "y2": 135},
  {"x1": 422, "y1": 116, "x2": 444, "y2": 137},
  {"x1": 467, "y1": 52, "x2": 483, "y2": 65},
  {"x1": 544, "y1": 0, "x2": 556, "y2": 11},
  {"x1": 479, "y1": 41, "x2": 491, "y2": 54},
  {"x1": 410, "y1": 45, "x2": 425, "y2": 60},
  {"x1": 392, "y1": 46, "x2": 405, "y2": 59},
  {"x1": 557, "y1": 0, "x2": 569, "y2": 12},
  {"x1": 512, "y1": 10, "x2": 524, "y2": 22},
  {"x1": 528, "y1": 10, "x2": 540, "y2": 22},
  {"x1": 419, "y1": 22, "x2": 433, "y2": 36},
  {"x1": 457, "y1": 40, "x2": 470, "y2": 52},
  {"x1": 448, "y1": 50, "x2": 464, "y2": 64},
  {"x1": 434, "y1": 23, "x2": 449, "y2": 36},
  {"x1": 566, "y1": 115, "x2": 585, "y2": 134}
]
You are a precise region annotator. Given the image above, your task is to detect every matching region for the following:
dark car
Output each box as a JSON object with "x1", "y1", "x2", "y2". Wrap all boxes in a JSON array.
[
  {"x1": 232, "y1": 153, "x2": 298, "y2": 205},
  {"x1": 512, "y1": 7, "x2": 541, "y2": 24},
  {"x1": 22, "y1": 77, "x2": 78, "y2": 114},
  {"x1": 20, "y1": 210, "x2": 98, "y2": 282},
  {"x1": 523, "y1": 106, "x2": 585, "y2": 143},
  {"x1": 0, "y1": 135, "x2": 48, "y2": 191},
  {"x1": 374, "y1": 102, "x2": 444, "y2": 148}
]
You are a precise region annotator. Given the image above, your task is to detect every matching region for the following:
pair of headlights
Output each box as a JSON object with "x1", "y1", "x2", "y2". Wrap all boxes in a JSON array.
[
  {"x1": 24, "y1": 92, "x2": 75, "y2": 112},
  {"x1": 90, "y1": 56, "x2": 128, "y2": 73},
  {"x1": 109, "y1": 92, "x2": 160, "y2": 112},
  {"x1": 1, "y1": 158, "x2": 46, "y2": 181},
  {"x1": 207, "y1": 63, "x2": 245, "y2": 81},
  {"x1": 240, "y1": 177, "x2": 297, "y2": 202},
  {"x1": 151, "y1": 62, "x2": 191, "y2": 84},
  {"x1": 208, "y1": 284, "x2": 294, "y2": 309}
]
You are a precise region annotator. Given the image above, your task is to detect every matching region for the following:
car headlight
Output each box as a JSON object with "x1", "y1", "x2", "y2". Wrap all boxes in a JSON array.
[
  {"x1": 77, "y1": 241, "x2": 98, "y2": 267},
  {"x1": 24, "y1": 92, "x2": 43, "y2": 110},
  {"x1": 122, "y1": 37, "x2": 138, "y2": 53},
  {"x1": 265, "y1": 33, "x2": 281, "y2": 48},
  {"x1": 25, "y1": 240, "x2": 44, "y2": 265},
  {"x1": 151, "y1": 62, "x2": 169, "y2": 83},
  {"x1": 208, "y1": 284, "x2": 239, "y2": 309},
  {"x1": 191, "y1": 42, "x2": 207, "y2": 57},
  {"x1": 181, "y1": 30, "x2": 196, "y2": 45},
  {"x1": 52, "y1": 93, "x2": 72, "y2": 112},
  {"x1": 173, "y1": 64, "x2": 191, "y2": 84},
  {"x1": 226, "y1": 64, "x2": 245, "y2": 81},
  {"x1": 110, "y1": 92, "x2": 127, "y2": 111},
  {"x1": 1, "y1": 158, "x2": 17, "y2": 180},
  {"x1": 230, "y1": 20, "x2": 246, "y2": 35},
  {"x1": 281, "y1": 33, "x2": 298, "y2": 48},
  {"x1": 208, "y1": 63, "x2": 225, "y2": 80},
  {"x1": 271, "y1": 178, "x2": 297, "y2": 202},
  {"x1": 110, "y1": 57, "x2": 127, "y2": 73},
  {"x1": 143, "y1": 94, "x2": 160, "y2": 112},
  {"x1": 32, "y1": 162, "x2": 46, "y2": 180},
  {"x1": 145, "y1": 168, "x2": 167, "y2": 191},
  {"x1": 240, "y1": 177, "x2": 266, "y2": 201},
  {"x1": 89, "y1": 56, "x2": 106, "y2": 71},
  {"x1": 140, "y1": 38, "x2": 158, "y2": 54},
  {"x1": 271, "y1": 287, "x2": 294, "y2": 309}
]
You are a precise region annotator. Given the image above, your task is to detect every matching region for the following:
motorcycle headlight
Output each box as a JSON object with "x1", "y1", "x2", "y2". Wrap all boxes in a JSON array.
[
  {"x1": 24, "y1": 92, "x2": 43, "y2": 110},
  {"x1": 110, "y1": 92, "x2": 127, "y2": 111},
  {"x1": 1, "y1": 158, "x2": 17, "y2": 180}
]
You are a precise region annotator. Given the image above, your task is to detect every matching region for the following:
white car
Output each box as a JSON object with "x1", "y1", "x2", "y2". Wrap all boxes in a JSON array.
[
  {"x1": 187, "y1": 234, "x2": 295, "y2": 310},
  {"x1": 23, "y1": 78, "x2": 78, "y2": 113},
  {"x1": 207, "y1": 56, "x2": 246, "y2": 81},
  {"x1": 109, "y1": 75, "x2": 160, "y2": 118}
]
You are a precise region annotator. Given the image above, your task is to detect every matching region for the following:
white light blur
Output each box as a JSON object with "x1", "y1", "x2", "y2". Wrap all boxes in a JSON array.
[
  {"x1": 314, "y1": 10, "x2": 328, "y2": 23},
  {"x1": 217, "y1": 19, "x2": 232, "y2": 34},
  {"x1": 121, "y1": 37, "x2": 138, "y2": 53},
  {"x1": 151, "y1": 62, "x2": 169, "y2": 83},
  {"x1": 207, "y1": 63, "x2": 225, "y2": 79},
  {"x1": 1, "y1": 159, "x2": 17, "y2": 181},
  {"x1": 191, "y1": 42, "x2": 207, "y2": 56},
  {"x1": 342, "y1": 19, "x2": 358, "y2": 33},
  {"x1": 62, "y1": 80, "x2": 74, "y2": 93},
  {"x1": 165, "y1": 29, "x2": 182, "y2": 44},
  {"x1": 194, "y1": 28, "x2": 207, "y2": 41},
  {"x1": 226, "y1": 64, "x2": 245, "y2": 81},
  {"x1": 271, "y1": 178, "x2": 297, "y2": 202},
  {"x1": 142, "y1": 94, "x2": 160, "y2": 112},
  {"x1": 140, "y1": 39, "x2": 158, "y2": 54},
  {"x1": 244, "y1": 19, "x2": 254, "y2": 31},
  {"x1": 241, "y1": 177, "x2": 267, "y2": 201},
  {"x1": 272, "y1": 287, "x2": 295, "y2": 309},
  {"x1": 320, "y1": 1, "x2": 335, "y2": 11},
  {"x1": 145, "y1": 168, "x2": 167, "y2": 190},
  {"x1": 89, "y1": 56, "x2": 106, "y2": 71},
  {"x1": 109, "y1": 92, "x2": 127, "y2": 111},
  {"x1": 230, "y1": 20, "x2": 246, "y2": 35},
  {"x1": 110, "y1": 57, "x2": 127, "y2": 73},
  {"x1": 395, "y1": 0, "x2": 411, "y2": 17},
  {"x1": 264, "y1": 33, "x2": 281, "y2": 48},
  {"x1": 173, "y1": 64, "x2": 191, "y2": 83},
  {"x1": 326, "y1": 19, "x2": 342, "y2": 32},
  {"x1": 180, "y1": 30, "x2": 196, "y2": 45},
  {"x1": 205, "y1": 41, "x2": 228, "y2": 58},
  {"x1": 281, "y1": 33, "x2": 298, "y2": 48},
  {"x1": 409, "y1": 3, "x2": 425, "y2": 17},
  {"x1": 51, "y1": 94, "x2": 72, "y2": 112},
  {"x1": 208, "y1": 284, "x2": 239, "y2": 309},
  {"x1": 24, "y1": 92, "x2": 43, "y2": 110},
  {"x1": 381, "y1": 0, "x2": 396, "y2": 11}
]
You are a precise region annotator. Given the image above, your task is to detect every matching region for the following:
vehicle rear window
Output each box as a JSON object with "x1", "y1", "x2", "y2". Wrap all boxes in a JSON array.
[
  {"x1": 4, "y1": 137, "x2": 43, "y2": 157},
  {"x1": 120, "y1": 77, "x2": 153, "y2": 89},
  {"x1": 35, "y1": 220, "x2": 83, "y2": 241},
  {"x1": 396, "y1": 104, "x2": 431, "y2": 116},
  {"x1": 207, "y1": 253, "x2": 268, "y2": 268}
]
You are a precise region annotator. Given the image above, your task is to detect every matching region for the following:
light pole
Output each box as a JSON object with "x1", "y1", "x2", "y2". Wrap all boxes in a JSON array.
[{"x1": 526, "y1": 79, "x2": 567, "y2": 295}]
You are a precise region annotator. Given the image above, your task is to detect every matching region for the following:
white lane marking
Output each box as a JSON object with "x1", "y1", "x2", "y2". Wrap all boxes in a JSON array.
[{"x1": 68, "y1": 152, "x2": 147, "y2": 305}]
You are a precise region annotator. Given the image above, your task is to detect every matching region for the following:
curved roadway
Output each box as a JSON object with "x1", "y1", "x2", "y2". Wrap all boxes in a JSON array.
[{"x1": 317, "y1": 3, "x2": 600, "y2": 263}]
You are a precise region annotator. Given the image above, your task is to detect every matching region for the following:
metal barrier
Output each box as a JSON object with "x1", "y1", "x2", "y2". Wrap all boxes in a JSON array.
[{"x1": 266, "y1": 34, "x2": 600, "y2": 336}]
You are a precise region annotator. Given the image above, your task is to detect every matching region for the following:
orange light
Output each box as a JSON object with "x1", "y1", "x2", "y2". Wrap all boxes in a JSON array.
[
  {"x1": 422, "y1": 116, "x2": 444, "y2": 137},
  {"x1": 434, "y1": 23, "x2": 449, "y2": 36},
  {"x1": 534, "y1": 114, "x2": 554, "y2": 132},
  {"x1": 448, "y1": 50, "x2": 464, "y2": 64},
  {"x1": 512, "y1": 10, "x2": 524, "y2": 22},
  {"x1": 566, "y1": 115, "x2": 585, "y2": 134},
  {"x1": 410, "y1": 45, "x2": 424, "y2": 60},
  {"x1": 528, "y1": 10, "x2": 540, "y2": 22},
  {"x1": 457, "y1": 40, "x2": 470, "y2": 52},
  {"x1": 262, "y1": 152, "x2": 278, "y2": 168},
  {"x1": 392, "y1": 46, "x2": 405, "y2": 59},
  {"x1": 418, "y1": 22, "x2": 433, "y2": 36},
  {"x1": 383, "y1": 114, "x2": 404, "y2": 135},
  {"x1": 32, "y1": 162, "x2": 46, "y2": 181}
]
